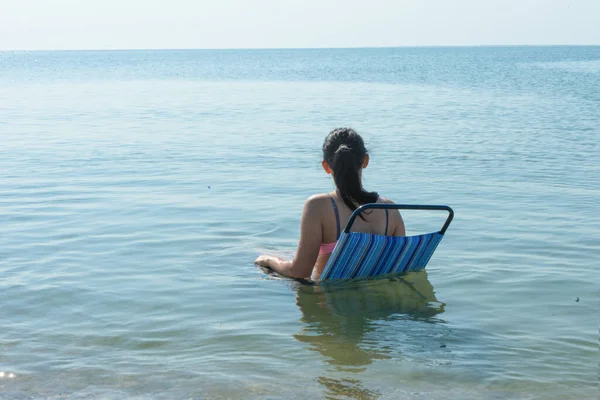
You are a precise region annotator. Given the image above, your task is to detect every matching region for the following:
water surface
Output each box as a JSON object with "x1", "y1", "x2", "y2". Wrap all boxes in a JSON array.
[{"x1": 1, "y1": 46, "x2": 599, "y2": 399}]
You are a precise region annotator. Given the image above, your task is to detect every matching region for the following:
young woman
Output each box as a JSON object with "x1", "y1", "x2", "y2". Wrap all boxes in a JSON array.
[{"x1": 255, "y1": 128, "x2": 406, "y2": 280}]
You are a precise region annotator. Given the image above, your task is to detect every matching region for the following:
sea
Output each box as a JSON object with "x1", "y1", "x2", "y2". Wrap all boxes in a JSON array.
[{"x1": 1, "y1": 46, "x2": 599, "y2": 399}]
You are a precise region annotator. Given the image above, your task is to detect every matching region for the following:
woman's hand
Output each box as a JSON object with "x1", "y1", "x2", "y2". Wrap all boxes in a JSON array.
[
  {"x1": 254, "y1": 255, "x2": 282, "y2": 268},
  {"x1": 255, "y1": 255, "x2": 300, "y2": 277}
]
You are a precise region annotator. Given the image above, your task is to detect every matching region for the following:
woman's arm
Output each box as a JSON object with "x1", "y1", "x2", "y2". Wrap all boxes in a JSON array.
[
  {"x1": 383, "y1": 198, "x2": 406, "y2": 236},
  {"x1": 255, "y1": 196, "x2": 322, "y2": 279},
  {"x1": 393, "y1": 211, "x2": 406, "y2": 236}
]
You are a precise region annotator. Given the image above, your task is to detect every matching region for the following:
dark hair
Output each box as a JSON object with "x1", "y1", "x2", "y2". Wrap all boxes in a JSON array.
[{"x1": 322, "y1": 128, "x2": 378, "y2": 219}]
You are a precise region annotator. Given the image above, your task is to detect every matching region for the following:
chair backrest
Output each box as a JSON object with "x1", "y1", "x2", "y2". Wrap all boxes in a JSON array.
[{"x1": 319, "y1": 204, "x2": 453, "y2": 282}]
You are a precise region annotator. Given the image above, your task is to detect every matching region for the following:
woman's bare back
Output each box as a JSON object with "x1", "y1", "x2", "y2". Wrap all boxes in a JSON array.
[{"x1": 312, "y1": 192, "x2": 406, "y2": 279}]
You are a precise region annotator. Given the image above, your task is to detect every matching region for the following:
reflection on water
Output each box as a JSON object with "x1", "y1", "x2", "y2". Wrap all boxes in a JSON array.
[
  {"x1": 293, "y1": 271, "x2": 444, "y2": 399},
  {"x1": 316, "y1": 376, "x2": 382, "y2": 400}
]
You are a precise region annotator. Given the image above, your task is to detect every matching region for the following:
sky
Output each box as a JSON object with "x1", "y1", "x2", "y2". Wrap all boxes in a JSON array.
[{"x1": 1, "y1": 0, "x2": 599, "y2": 50}]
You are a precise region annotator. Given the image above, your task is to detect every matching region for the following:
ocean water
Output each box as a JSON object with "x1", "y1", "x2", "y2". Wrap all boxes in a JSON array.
[{"x1": 0, "y1": 47, "x2": 599, "y2": 399}]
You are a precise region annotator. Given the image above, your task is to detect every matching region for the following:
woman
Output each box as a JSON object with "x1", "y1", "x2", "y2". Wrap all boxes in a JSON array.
[{"x1": 255, "y1": 128, "x2": 406, "y2": 280}]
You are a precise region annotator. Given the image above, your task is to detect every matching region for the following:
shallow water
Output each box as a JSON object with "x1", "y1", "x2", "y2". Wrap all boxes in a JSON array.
[{"x1": 1, "y1": 47, "x2": 599, "y2": 399}]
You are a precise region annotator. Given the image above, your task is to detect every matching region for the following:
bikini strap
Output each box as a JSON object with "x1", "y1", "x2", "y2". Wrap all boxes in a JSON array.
[
  {"x1": 384, "y1": 209, "x2": 389, "y2": 235},
  {"x1": 329, "y1": 195, "x2": 341, "y2": 239}
]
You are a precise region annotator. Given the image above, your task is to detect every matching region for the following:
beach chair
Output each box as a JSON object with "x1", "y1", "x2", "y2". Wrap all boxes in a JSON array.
[{"x1": 319, "y1": 204, "x2": 454, "y2": 282}]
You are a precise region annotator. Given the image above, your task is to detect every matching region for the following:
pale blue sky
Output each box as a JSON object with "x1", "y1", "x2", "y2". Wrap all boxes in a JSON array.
[{"x1": 1, "y1": 0, "x2": 599, "y2": 50}]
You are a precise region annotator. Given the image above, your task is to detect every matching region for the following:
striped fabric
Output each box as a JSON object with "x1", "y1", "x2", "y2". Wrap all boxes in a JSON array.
[{"x1": 319, "y1": 231, "x2": 445, "y2": 282}]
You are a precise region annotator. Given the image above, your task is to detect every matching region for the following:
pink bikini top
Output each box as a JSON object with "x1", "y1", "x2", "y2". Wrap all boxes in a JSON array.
[
  {"x1": 319, "y1": 241, "x2": 337, "y2": 255},
  {"x1": 319, "y1": 195, "x2": 388, "y2": 255}
]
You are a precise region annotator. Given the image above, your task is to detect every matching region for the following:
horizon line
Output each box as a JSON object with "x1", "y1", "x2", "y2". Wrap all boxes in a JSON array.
[{"x1": 1, "y1": 44, "x2": 599, "y2": 52}]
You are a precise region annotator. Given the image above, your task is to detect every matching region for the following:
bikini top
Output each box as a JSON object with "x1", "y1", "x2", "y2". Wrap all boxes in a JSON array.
[{"x1": 318, "y1": 195, "x2": 388, "y2": 255}]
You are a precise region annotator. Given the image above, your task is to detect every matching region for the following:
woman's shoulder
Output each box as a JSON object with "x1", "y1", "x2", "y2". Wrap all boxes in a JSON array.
[
  {"x1": 302, "y1": 193, "x2": 335, "y2": 216},
  {"x1": 377, "y1": 195, "x2": 395, "y2": 204},
  {"x1": 306, "y1": 193, "x2": 335, "y2": 205}
]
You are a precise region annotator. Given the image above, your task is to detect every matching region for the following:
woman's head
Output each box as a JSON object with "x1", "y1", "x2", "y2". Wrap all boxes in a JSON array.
[{"x1": 322, "y1": 128, "x2": 378, "y2": 214}]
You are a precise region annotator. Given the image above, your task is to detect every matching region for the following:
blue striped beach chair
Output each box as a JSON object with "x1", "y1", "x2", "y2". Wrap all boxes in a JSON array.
[{"x1": 319, "y1": 204, "x2": 454, "y2": 282}]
